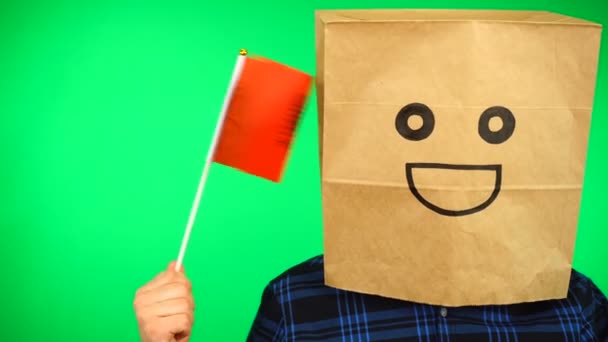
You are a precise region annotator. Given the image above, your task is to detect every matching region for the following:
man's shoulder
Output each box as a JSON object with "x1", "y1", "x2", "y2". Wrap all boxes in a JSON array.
[
  {"x1": 569, "y1": 268, "x2": 607, "y2": 311},
  {"x1": 570, "y1": 268, "x2": 598, "y2": 293},
  {"x1": 252, "y1": 258, "x2": 607, "y2": 341},
  {"x1": 266, "y1": 255, "x2": 325, "y2": 291},
  {"x1": 262, "y1": 258, "x2": 604, "y2": 308}
]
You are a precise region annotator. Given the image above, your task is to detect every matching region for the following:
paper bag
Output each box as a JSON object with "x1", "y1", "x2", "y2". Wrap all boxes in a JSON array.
[{"x1": 316, "y1": 9, "x2": 602, "y2": 306}]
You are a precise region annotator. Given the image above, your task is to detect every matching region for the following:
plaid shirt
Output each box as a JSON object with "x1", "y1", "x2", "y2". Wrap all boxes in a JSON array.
[{"x1": 248, "y1": 255, "x2": 608, "y2": 342}]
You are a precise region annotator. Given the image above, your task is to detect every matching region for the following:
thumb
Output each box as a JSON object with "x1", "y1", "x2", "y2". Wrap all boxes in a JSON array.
[{"x1": 168, "y1": 261, "x2": 186, "y2": 274}]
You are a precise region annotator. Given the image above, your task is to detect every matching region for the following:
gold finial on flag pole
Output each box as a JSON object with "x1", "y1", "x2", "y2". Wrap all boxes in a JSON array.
[{"x1": 239, "y1": 48, "x2": 248, "y2": 56}]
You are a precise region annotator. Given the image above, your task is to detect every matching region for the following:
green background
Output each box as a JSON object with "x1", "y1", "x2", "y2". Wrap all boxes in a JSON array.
[{"x1": 1, "y1": 0, "x2": 606, "y2": 340}]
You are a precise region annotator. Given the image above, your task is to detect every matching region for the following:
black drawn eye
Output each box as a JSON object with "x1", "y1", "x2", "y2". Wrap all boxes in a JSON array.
[
  {"x1": 395, "y1": 103, "x2": 435, "y2": 141},
  {"x1": 478, "y1": 106, "x2": 515, "y2": 144}
]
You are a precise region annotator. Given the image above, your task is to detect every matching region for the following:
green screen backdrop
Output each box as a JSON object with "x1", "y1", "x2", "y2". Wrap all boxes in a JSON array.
[{"x1": 1, "y1": 0, "x2": 606, "y2": 340}]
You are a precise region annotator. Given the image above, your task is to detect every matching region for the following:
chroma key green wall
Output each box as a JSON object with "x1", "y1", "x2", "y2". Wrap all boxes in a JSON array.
[{"x1": 1, "y1": 0, "x2": 606, "y2": 340}]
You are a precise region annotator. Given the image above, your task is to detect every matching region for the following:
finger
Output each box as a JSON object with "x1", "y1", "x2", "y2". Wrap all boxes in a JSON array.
[
  {"x1": 137, "y1": 315, "x2": 192, "y2": 342},
  {"x1": 137, "y1": 282, "x2": 193, "y2": 306},
  {"x1": 171, "y1": 261, "x2": 186, "y2": 275},
  {"x1": 142, "y1": 298, "x2": 195, "y2": 318},
  {"x1": 166, "y1": 262, "x2": 188, "y2": 280},
  {"x1": 161, "y1": 313, "x2": 193, "y2": 337},
  {"x1": 138, "y1": 265, "x2": 188, "y2": 295},
  {"x1": 138, "y1": 271, "x2": 173, "y2": 294},
  {"x1": 175, "y1": 331, "x2": 191, "y2": 342}
]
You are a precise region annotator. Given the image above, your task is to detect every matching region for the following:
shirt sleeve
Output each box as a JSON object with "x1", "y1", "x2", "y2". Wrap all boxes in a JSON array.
[
  {"x1": 580, "y1": 277, "x2": 608, "y2": 341},
  {"x1": 247, "y1": 284, "x2": 286, "y2": 342}
]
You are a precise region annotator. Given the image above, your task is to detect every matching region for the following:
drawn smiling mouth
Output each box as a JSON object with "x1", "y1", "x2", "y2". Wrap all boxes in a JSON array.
[{"x1": 405, "y1": 163, "x2": 502, "y2": 217}]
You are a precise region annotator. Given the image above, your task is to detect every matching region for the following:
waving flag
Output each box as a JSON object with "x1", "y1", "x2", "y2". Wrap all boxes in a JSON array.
[
  {"x1": 175, "y1": 49, "x2": 312, "y2": 270},
  {"x1": 214, "y1": 52, "x2": 312, "y2": 182}
]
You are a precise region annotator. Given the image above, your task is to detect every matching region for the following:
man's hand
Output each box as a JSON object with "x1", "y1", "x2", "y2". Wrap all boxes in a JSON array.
[{"x1": 134, "y1": 262, "x2": 194, "y2": 342}]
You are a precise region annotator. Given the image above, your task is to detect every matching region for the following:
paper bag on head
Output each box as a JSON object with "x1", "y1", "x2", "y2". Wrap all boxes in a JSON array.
[{"x1": 316, "y1": 9, "x2": 602, "y2": 306}]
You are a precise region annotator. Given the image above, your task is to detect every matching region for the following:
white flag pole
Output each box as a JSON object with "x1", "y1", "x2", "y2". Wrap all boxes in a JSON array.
[{"x1": 175, "y1": 49, "x2": 248, "y2": 271}]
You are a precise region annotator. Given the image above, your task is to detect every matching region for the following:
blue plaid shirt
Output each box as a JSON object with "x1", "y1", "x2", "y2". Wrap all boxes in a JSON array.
[{"x1": 248, "y1": 255, "x2": 608, "y2": 341}]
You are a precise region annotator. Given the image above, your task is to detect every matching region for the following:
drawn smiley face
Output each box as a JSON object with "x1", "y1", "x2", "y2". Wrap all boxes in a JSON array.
[{"x1": 395, "y1": 103, "x2": 516, "y2": 216}]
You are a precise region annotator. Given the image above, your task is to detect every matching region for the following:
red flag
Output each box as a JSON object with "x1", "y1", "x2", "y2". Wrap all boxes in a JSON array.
[
  {"x1": 175, "y1": 51, "x2": 311, "y2": 270},
  {"x1": 213, "y1": 53, "x2": 312, "y2": 182}
]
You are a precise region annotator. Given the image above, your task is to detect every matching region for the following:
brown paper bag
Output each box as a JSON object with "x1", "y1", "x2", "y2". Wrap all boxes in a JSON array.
[{"x1": 316, "y1": 9, "x2": 602, "y2": 306}]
